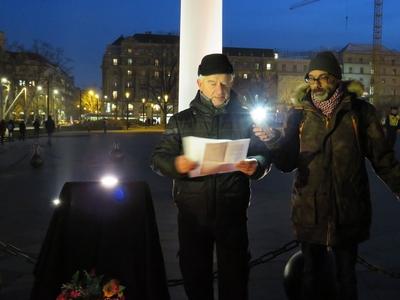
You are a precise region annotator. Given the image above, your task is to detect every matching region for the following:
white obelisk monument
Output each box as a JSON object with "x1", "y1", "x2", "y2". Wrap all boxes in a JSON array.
[{"x1": 178, "y1": 0, "x2": 223, "y2": 111}]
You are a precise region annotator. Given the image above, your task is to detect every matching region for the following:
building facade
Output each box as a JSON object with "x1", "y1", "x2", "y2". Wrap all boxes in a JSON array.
[
  {"x1": 0, "y1": 32, "x2": 76, "y2": 123},
  {"x1": 102, "y1": 33, "x2": 179, "y2": 124},
  {"x1": 102, "y1": 33, "x2": 280, "y2": 121},
  {"x1": 339, "y1": 43, "x2": 400, "y2": 108}
]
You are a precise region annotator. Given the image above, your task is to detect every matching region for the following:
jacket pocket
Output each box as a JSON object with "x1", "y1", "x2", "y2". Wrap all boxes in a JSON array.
[
  {"x1": 337, "y1": 184, "x2": 370, "y2": 225},
  {"x1": 291, "y1": 190, "x2": 316, "y2": 225}
]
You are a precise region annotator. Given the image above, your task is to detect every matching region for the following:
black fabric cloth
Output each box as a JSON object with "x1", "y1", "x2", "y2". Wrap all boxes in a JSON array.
[{"x1": 30, "y1": 181, "x2": 170, "y2": 300}]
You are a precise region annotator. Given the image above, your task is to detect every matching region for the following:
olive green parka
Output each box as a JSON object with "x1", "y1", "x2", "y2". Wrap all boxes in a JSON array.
[{"x1": 270, "y1": 81, "x2": 400, "y2": 246}]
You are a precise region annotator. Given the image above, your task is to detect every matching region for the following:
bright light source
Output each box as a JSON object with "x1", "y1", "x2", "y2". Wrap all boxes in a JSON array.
[
  {"x1": 250, "y1": 106, "x2": 268, "y2": 125},
  {"x1": 52, "y1": 198, "x2": 61, "y2": 206},
  {"x1": 100, "y1": 175, "x2": 119, "y2": 188}
]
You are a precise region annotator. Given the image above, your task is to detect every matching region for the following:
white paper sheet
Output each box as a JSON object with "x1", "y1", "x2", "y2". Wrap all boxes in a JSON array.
[{"x1": 182, "y1": 136, "x2": 250, "y2": 177}]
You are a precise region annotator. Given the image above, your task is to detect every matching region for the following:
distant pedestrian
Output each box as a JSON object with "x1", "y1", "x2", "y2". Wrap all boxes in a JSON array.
[
  {"x1": 33, "y1": 118, "x2": 41, "y2": 138},
  {"x1": 7, "y1": 119, "x2": 15, "y2": 142},
  {"x1": 0, "y1": 119, "x2": 6, "y2": 144},
  {"x1": 384, "y1": 106, "x2": 400, "y2": 148},
  {"x1": 44, "y1": 115, "x2": 55, "y2": 146},
  {"x1": 19, "y1": 120, "x2": 26, "y2": 141},
  {"x1": 102, "y1": 118, "x2": 107, "y2": 133}
]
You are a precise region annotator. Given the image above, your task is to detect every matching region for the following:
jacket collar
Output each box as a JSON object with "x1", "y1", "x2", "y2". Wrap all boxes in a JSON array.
[
  {"x1": 190, "y1": 90, "x2": 242, "y2": 116},
  {"x1": 292, "y1": 80, "x2": 364, "y2": 108}
]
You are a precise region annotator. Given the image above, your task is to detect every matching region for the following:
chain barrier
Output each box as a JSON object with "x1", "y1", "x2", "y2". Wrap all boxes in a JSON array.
[
  {"x1": 2, "y1": 239, "x2": 400, "y2": 288},
  {"x1": 0, "y1": 240, "x2": 36, "y2": 264},
  {"x1": 357, "y1": 256, "x2": 400, "y2": 279}
]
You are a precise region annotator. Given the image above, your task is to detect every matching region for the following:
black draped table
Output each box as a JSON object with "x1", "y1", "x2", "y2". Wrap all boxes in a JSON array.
[{"x1": 30, "y1": 181, "x2": 170, "y2": 300}]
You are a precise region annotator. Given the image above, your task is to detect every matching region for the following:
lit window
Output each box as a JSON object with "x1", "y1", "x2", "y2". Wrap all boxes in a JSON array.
[
  {"x1": 155, "y1": 59, "x2": 159, "y2": 67},
  {"x1": 167, "y1": 72, "x2": 171, "y2": 77},
  {"x1": 154, "y1": 71, "x2": 159, "y2": 78},
  {"x1": 29, "y1": 80, "x2": 36, "y2": 87},
  {"x1": 19, "y1": 80, "x2": 26, "y2": 86},
  {"x1": 127, "y1": 82, "x2": 131, "y2": 88},
  {"x1": 255, "y1": 63, "x2": 260, "y2": 70},
  {"x1": 274, "y1": 53, "x2": 279, "y2": 59},
  {"x1": 112, "y1": 91, "x2": 118, "y2": 99},
  {"x1": 243, "y1": 74, "x2": 248, "y2": 79},
  {"x1": 127, "y1": 58, "x2": 132, "y2": 65},
  {"x1": 127, "y1": 70, "x2": 132, "y2": 76},
  {"x1": 266, "y1": 63, "x2": 271, "y2": 70},
  {"x1": 127, "y1": 48, "x2": 132, "y2": 53},
  {"x1": 114, "y1": 81, "x2": 118, "y2": 87},
  {"x1": 113, "y1": 58, "x2": 118, "y2": 66}
]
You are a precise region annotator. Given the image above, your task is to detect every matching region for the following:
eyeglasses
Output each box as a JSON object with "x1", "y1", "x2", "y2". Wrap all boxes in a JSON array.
[{"x1": 305, "y1": 74, "x2": 332, "y2": 85}]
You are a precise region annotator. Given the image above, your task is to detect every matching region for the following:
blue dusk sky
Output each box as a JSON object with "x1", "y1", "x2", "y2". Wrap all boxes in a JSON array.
[{"x1": 0, "y1": 0, "x2": 399, "y2": 88}]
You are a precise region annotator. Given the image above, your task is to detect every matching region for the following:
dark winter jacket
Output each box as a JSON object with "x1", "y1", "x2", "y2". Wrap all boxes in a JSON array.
[
  {"x1": 151, "y1": 91, "x2": 270, "y2": 226},
  {"x1": 269, "y1": 81, "x2": 400, "y2": 246}
]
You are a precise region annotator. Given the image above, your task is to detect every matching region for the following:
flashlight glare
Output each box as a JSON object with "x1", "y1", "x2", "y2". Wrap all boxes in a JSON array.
[
  {"x1": 52, "y1": 198, "x2": 61, "y2": 206},
  {"x1": 100, "y1": 175, "x2": 119, "y2": 188},
  {"x1": 251, "y1": 107, "x2": 267, "y2": 124}
]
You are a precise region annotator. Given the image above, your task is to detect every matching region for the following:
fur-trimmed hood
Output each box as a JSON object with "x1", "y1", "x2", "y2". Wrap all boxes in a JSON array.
[{"x1": 291, "y1": 80, "x2": 365, "y2": 106}]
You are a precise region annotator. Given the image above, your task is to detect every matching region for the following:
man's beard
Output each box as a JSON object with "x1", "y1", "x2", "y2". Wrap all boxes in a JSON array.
[{"x1": 312, "y1": 87, "x2": 332, "y2": 102}]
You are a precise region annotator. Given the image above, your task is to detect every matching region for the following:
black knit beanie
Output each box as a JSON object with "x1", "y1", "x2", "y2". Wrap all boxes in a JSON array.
[
  {"x1": 198, "y1": 53, "x2": 234, "y2": 76},
  {"x1": 306, "y1": 51, "x2": 342, "y2": 79}
]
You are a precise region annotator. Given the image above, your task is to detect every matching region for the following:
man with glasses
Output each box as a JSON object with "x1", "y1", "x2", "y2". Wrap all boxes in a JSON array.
[
  {"x1": 253, "y1": 51, "x2": 400, "y2": 300},
  {"x1": 151, "y1": 54, "x2": 269, "y2": 300}
]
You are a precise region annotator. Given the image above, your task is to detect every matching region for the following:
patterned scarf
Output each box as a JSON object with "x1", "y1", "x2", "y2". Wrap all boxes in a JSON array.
[{"x1": 311, "y1": 84, "x2": 343, "y2": 117}]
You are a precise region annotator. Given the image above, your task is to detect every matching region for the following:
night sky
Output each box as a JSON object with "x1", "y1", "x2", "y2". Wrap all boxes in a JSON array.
[{"x1": 1, "y1": 0, "x2": 399, "y2": 88}]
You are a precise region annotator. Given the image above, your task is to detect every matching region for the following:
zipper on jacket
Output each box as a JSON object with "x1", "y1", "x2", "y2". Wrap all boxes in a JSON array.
[
  {"x1": 326, "y1": 220, "x2": 333, "y2": 251},
  {"x1": 351, "y1": 115, "x2": 362, "y2": 153},
  {"x1": 325, "y1": 117, "x2": 330, "y2": 129}
]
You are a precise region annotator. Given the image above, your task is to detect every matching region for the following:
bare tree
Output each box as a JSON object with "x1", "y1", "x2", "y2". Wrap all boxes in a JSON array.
[
  {"x1": 1, "y1": 41, "x2": 72, "y2": 122},
  {"x1": 146, "y1": 45, "x2": 179, "y2": 125}
]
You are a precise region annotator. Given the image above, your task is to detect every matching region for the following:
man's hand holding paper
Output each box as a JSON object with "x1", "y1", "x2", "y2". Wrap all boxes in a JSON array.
[
  {"x1": 235, "y1": 158, "x2": 258, "y2": 176},
  {"x1": 182, "y1": 136, "x2": 250, "y2": 177}
]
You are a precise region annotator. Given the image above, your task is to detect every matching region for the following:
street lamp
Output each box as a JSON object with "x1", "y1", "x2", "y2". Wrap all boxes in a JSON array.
[
  {"x1": 150, "y1": 103, "x2": 154, "y2": 125},
  {"x1": 36, "y1": 85, "x2": 43, "y2": 117},
  {"x1": 53, "y1": 89, "x2": 59, "y2": 121},
  {"x1": 0, "y1": 77, "x2": 8, "y2": 120},
  {"x1": 95, "y1": 93, "x2": 99, "y2": 120},
  {"x1": 142, "y1": 98, "x2": 146, "y2": 124},
  {"x1": 163, "y1": 94, "x2": 169, "y2": 127},
  {"x1": 125, "y1": 92, "x2": 130, "y2": 130}
]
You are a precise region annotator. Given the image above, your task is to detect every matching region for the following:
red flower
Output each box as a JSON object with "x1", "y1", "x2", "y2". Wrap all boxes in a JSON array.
[
  {"x1": 56, "y1": 292, "x2": 67, "y2": 300},
  {"x1": 69, "y1": 289, "x2": 82, "y2": 298}
]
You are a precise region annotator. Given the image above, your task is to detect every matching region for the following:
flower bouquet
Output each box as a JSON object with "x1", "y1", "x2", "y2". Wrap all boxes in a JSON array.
[{"x1": 56, "y1": 270, "x2": 125, "y2": 300}]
